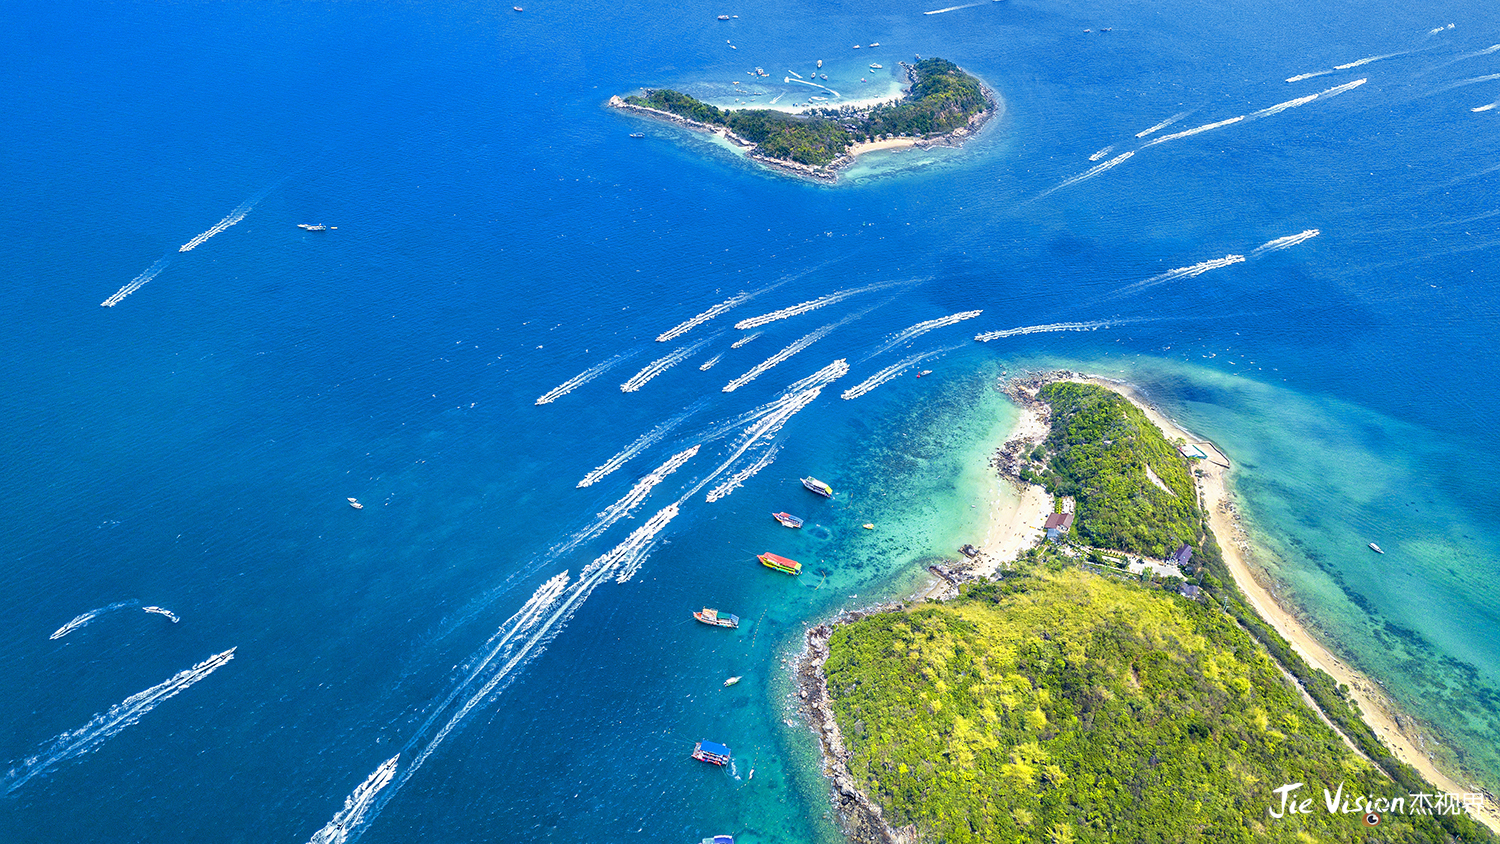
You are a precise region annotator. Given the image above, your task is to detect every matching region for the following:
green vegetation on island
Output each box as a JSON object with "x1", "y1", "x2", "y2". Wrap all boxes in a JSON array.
[
  {"x1": 814, "y1": 381, "x2": 1492, "y2": 842},
  {"x1": 823, "y1": 570, "x2": 1488, "y2": 842},
  {"x1": 620, "y1": 58, "x2": 991, "y2": 168}
]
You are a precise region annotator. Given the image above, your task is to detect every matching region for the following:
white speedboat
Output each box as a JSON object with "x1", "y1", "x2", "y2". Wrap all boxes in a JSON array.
[
  {"x1": 348, "y1": 497, "x2": 364, "y2": 510},
  {"x1": 1369, "y1": 542, "x2": 1384, "y2": 554}
]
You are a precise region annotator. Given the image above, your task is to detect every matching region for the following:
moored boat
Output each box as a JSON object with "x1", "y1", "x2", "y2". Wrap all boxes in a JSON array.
[
  {"x1": 772, "y1": 511, "x2": 804, "y2": 528},
  {"x1": 759, "y1": 552, "x2": 801, "y2": 575},
  {"x1": 800, "y1": 476, "x2": 833, "y2": 498},
  {"x1": 1369, "y1": 542, "x2": 1384, "y2": 554},
  {"x1": 347, "y1": 497, "x2": 364, "y2": 509},
  {"x1": 692, "y1": 740, "x2": 732, "y2": 765},
  {"x1": 694, "y1": 608, "x2": 740, "y2": 628},
  {"x1": 723, "y1": 676, "x2": 741, "y2": 687},
  {"x1": 700, "y1": 836, "x2": 735, "y2": 844}
]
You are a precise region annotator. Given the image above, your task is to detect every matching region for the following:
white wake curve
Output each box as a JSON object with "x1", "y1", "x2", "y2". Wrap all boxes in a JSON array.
[
  {"x1": 578, "y1": 400, "x2": 705, "y2": 487},
  {"x1": 975, "y1": 321, "x2": 1113, "y2": 342},
  {"x1": 866, "y1": 310, "x2": 982, "y2": 359},
  {"x1": 536, "y1": 348, "x2": 645, "y2": 405}
]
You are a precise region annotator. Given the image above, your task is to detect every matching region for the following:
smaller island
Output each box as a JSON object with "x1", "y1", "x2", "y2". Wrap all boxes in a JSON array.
[{"x1": 608, "y1": 58, "x2": 997, "y2": 182}]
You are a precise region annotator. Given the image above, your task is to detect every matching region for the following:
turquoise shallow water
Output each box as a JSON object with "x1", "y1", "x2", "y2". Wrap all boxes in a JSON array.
[{"x1": 3, "y1": 0, "x2": 1500, "y2": 840}]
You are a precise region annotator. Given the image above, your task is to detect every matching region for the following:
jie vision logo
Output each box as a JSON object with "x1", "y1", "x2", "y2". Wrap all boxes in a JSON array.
[{"x1": 1269, "y1": 782, "x2": 1486, "y2": 822}]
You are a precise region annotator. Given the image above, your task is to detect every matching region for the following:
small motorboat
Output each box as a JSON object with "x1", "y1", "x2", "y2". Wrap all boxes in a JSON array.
[
  {"x1": 142, "y1": 606, "x2": 180, "y2": 623},
  {"x1": 917, "y1": 370, "x2": 932, "y2": 378},
  {"x1": 629, "y1": 132, "x2": 645, "y2": 138},
  {"x1": 759, "y1": 552, "x2": 802, "y2": 575},
  {"x1": 692, "y1": 740, "x2": 732, "y2": 766},
  {"x1": 700, "y1": 836, "x2": 735, "y2": 844},
  {"x1": 862, "y1": 523, "x2": 874, "y2": 530},
  {"x1": 1369, "y1": 542, "x2": 1384, "y2": 554},
  {"x1": 773, "y1": 512, "x2": 804, "y2": 528},
  {"x1": 869, "y1": 42, "x2": 880, "y2": 46},
  {"x1": 694, "y1": 608, "x2": 740, "y2": 629},
  {"x1": 724, "y1": 676, "x2": 742, "y2": 687},
  {"x1": 347, "y1": 497, "x2": 364, "y2": 510},
  {"x1": 800, "y1": 476, "x2": 834, "y2": 498},
  {"x1": 513, "y1": 5, "x2": 523, "y2": 10},
  {"x1": 297, "y1": 223, "x2": 327, "y2": 231},
  {"x1": 717, "y1": 14, "x2": 730, "y2": 19}
]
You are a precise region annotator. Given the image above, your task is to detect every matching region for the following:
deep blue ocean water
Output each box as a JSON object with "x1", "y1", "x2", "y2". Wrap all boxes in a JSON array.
[{"x1": 4, "y1": 0, "x2": 1500, "y2": 840}]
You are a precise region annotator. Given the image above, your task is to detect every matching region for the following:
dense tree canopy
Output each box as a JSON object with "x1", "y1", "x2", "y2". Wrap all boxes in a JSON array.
[
  {"x1": 623, "y1": 58, "x2": 990, "y2": 167},
  {"x1": 824, "y1": 570, "x2": 1491, "y2": 843}
]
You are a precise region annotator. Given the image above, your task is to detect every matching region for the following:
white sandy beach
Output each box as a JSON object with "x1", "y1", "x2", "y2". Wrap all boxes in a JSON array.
[
  {"x1": 1063, "y1": 376, "x2": 1500, "y2": 833},
  {"x1": 847, "y1": 136, "x2": 920, "y2": 156}
]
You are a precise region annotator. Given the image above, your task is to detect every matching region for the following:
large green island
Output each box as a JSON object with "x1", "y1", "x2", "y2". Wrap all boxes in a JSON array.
[
  {"x1": 798, "y1": 379, "x2": 1494, "y2": 843},
  {"x1": 608, "y1": 58, "x2": 996, "y2": 182}
]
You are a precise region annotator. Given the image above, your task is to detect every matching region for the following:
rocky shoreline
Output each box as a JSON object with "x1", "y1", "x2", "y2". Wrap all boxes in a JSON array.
[{"x1": 607, "y1": 62, "x2": 1001, "y2": 184}]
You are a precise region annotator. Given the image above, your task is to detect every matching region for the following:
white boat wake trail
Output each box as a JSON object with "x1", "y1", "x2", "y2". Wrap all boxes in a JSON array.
[
  {"x1": 1115, "y1": 254, "x2": 1247, "y2": 296},
  {"x1": 975, "y1": 321, "x2": 1114, "y2": 342},
  {"x1": 558, "y1": 446, "x2": 700, "y2": 557},
  {"x1": 866, "y1": 310, "x2": 982, "y2": 359},
  {"x1": 702, "y1": 359, "x2": 847, "y2": 502},
  {"x1": 1251, "y1": 229, "x2": 1320, "y2": 255},
  {"x1": 1040, "y1": 151, "x2": 1135, "y2": 197},
  {"x1": 654, "y1": 265, "x2": 817, "y2": 342},
  {"x1": 306, "y1": 756, "x2": 400, "y2": 844},
  {"x1": 1430, "y1": 72, "x2": 1500, "y2": 96},
  {"x1": 1089, "y1": 146, "x2": 1115, "y2": 161},
  {"x1": 3, "y1": 648, "x2": 235, "y2": 794},
  {"x1": 723, "y1": 300, "x2": 882, "y2": 394},
  {"x1": 1250, "y1": 94, "x2": 1319, "y2": 119},
  {"x1": 731, "y1": 332, "x2": 761, "y2": 349},
  {"x1": 733, "y1": 279, "x2": 903, "y2": 330},
  {"x1": 699, "y1": 353, "x2": 723, "y2": 371},
  {"x1": 1286, "y1": 50, "x2": 1401, "y2": 82},
  {"x1": 578, "y1": 399, "x2": 706, "y2": 487},
  {"x1": 536, "y1": 348, "x2": 645, "y2": 405},
  {"x1": 49, "y1": 600, "x2": 139, "y2": 639},
  {"x1": 1141, "y1": 116, "x2": 1244, "y2": 148},
  {"x1": 101, "y1": 257, "x2": 170, "y2": 307},
  {"x1": 178, "y1": 183, "x2": 277, "y2": 253},
  {"x1": 1136, "y1": 112, "x2": 1190, "y2": 138},
  {"x1": 843, "y1": 344, "x2": 963, "y2": 399},
  {"x1": 705, "y1": 444, "x2": 781, "y2": 504},
  {"x1": 620, "y1": 337, "x2": 714, "y2": 392},
  {"x1": 311, "y1": 362, "x2": 848, "y2": 842},
  {"x1": 924, "y1": 1, "x2": 983, "y2": 14}
]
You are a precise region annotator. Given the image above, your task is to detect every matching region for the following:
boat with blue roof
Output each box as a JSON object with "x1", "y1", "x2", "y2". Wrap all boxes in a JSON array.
[{"x1": 692, "y1": 740, "x2": 731, "y2": 766}]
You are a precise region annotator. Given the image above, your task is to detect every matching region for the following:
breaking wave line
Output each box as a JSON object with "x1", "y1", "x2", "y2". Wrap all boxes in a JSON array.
[
  {"x1": 731, "y1": 332, "x2": 761, "y2": 349},
  {"x1": 4, "y1": 648, "x2": 235, "y2": 794},
  {"x1": 1250, "y1": 229, "x2": 1320, "y2": 255},
  {"x1": 1141, "y1": 116, "x2": 1244, "y2": 148},
  {"x1": 733, "y1": 280, "x2": 901, "y2": 330},
  {"x1": 101, "y1": 257, "x2": 170, "y2": 307},
  {"x1": 536, "y1": 348, "x2": 645, "y2": 405},
  {"x1": 866, "y1": 310, "x2": 982, "y2": 359},
  {"x1": 578, "y1": 400, "x2": 705, "y2": 487},
  {"x1": 307, "y1": 756, "x2": 400, "y2": 844},
  {"x1": 1136, "y1": 111, "x2": 1190, "y2": 138},
  {"x1": 842, "y1": 344, "x2": 962, "y2": 399},
  {"x1": 620, "y1": 338, "x2": 712, "y2": 393},
  {"x1": 975, "y1": 320, "x2": 1114, "y2": 342},
  {"x1": 699, "y1": 353, "x2": 723, "y2": 371}
]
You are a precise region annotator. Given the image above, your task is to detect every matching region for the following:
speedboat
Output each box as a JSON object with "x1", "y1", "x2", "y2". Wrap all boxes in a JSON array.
[
  {"x1": 347, "y1": 497, "x2": 364, "y2": 510},
  {"x1": 298, "y1": 224, "x2": 327, "y2": 231},
  {"x1": 142, "y1": 606, "x2": 180, "y2": 622},
  {"x1": 773, "y1": 511, "x2": 804, "y2": 528},
  {"x1": 629, "y1": 132, "x2": 644, "y2": 138},
  {"x1": 1369, "y1": 542, "x2": 1384, "y2": 554},
  {"x1": 869, "y1": 63, "x2": 883, "y2": 69},
  {"x1": 701, "y1": 836, "x2": 735, "y2": 844},
  {"x1": 723, "y1": 676, "x2": 741, "y2": 687},
  {"x1": 917, "y1": 370, "x2": 932, "y2": 378}
]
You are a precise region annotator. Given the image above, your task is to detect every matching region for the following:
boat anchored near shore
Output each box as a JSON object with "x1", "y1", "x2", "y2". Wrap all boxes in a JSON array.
[
  {"x1": 692, "y1": 740, "x2": 732, "y2": 766},
  {"x1": 800, "y1": 476, "x2": 833, "y2": 498},
  {"x1": 772, "y1": 511, "x2": 804, "y2": 528},
  {"x1": 759, "y1": 552, "x2": 802, "y2": 575},
  {"x1": 694, "y1": 608, "x2": 740, "y2": 628}
]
